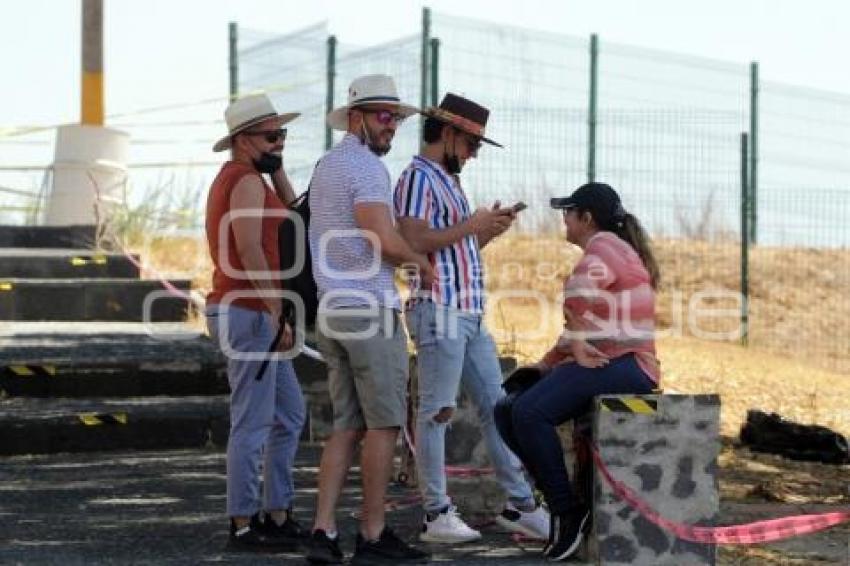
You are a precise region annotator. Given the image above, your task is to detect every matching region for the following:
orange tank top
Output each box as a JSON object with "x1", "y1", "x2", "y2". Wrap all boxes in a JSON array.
[{"x1": 205, "y1": 161, "x2": 285, "y2": 312}]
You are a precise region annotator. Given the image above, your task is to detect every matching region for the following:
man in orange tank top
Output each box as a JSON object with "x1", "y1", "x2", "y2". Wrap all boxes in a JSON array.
[{"x1": 205, "y1": 93, "x2": 307, "y2": 551}]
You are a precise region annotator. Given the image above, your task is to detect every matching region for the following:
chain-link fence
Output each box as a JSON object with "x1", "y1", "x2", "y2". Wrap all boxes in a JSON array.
[
  {"x1": 333, "y1": 34, "x2": 422, "y2": 180},
  {"x1": 432, "y1": 13, "x2": 589, "y2": 232},
  {"x1": 227, "y1": 10, "x2": 850, "y2": 373},
  {"x1": 1, "y1": 10, "x2": 847, "y2": 373},
  {"x1": 238, "y1": 22, "x2": 329, "y2": 189}
]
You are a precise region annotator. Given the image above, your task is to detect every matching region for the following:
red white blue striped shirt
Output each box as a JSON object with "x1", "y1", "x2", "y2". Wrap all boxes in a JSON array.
[{"x1": 394, "y1": 155, "x2": 485, "y2": 313}]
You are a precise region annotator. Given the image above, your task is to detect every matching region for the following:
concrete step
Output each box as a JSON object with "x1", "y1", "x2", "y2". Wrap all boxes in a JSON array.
[
  {"x1": 0, "y1": 225, "x2": 96, "y2": 249},
  {"x1": 0, "y1": 394, "x2": 324, "y2": 456},
  {"x1": 0, "y1": 361, "x2": 228, "y2": 398},
  {"x1": 0, "y1": 278, "x2": 191, "y2": 321},
  {"x1": 0, "y1": 395, "x2": 230, "y2": 455},
  {"x1": 0, "y1": 248, "x2": 140, "y2": 279},
  {"x1": 0, "y1": 322, "x2": 226, "y2": 397},
  {"x1": 0, "y1": 322, "x2": 329, "y2": 400}
]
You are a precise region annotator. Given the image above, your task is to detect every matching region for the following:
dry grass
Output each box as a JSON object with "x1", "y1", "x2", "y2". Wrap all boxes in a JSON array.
[
  {"x1": 126, "y1": 235, "x2": 211, "y2": 290},
  {"x1": 138, "y1": 232, "x2": 850, "y2": 437},
  {"x1": 480, "y1": 233, "x2": 850, "y2": 438},
  {"x1": 482, "y1": 233, "x2": 850, "y2": 373}
]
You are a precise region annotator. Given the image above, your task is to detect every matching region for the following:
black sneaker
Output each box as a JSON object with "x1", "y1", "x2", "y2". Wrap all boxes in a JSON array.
[
  {"x1": 227, "y1": 517, "x2": 294, "y2": 552},
  {"x1": 258, "y1": 510, "x2": 307, "y2": 544},
  {"x1": 351, "y1": 527, "x2": 430, "y2": 565},
  {"x1": 305, "y1": 529, "x2": 344, "y2": 564},
  {"x1": 546, "y1": 508, "x2": 589, "y2": 562}
]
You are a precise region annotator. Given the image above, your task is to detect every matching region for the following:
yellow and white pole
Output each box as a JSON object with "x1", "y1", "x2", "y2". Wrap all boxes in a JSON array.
[
  {"x1": 44, "y1": 0, "x2": 129, "y2": 226},
  {"x1": 81, "y1": 0, "x2": 104, "y2": 125}
]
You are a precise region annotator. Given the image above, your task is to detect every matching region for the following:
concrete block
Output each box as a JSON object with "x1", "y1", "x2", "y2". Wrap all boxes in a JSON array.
[
  {"x1": 590, "y1": 394, "x2": 721, "y2": 566},
  {"x1": 448, "y1": 475, "x2": 508, "y2": 517}
]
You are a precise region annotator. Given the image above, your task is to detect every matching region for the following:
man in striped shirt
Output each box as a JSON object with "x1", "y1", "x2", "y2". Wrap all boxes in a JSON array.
[{"x1": 394, "y1": 93, "x2": 550, "y2": 544}]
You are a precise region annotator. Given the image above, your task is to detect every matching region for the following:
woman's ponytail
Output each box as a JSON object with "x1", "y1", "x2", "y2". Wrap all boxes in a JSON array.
[{"x1": 612, "y1": 213, "x2": 660, "y2": 289}]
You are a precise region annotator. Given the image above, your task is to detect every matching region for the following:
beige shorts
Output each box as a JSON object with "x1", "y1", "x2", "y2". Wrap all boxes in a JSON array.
[{"x1": 317, "y1": 308, "x2": 409, "y2": 430}]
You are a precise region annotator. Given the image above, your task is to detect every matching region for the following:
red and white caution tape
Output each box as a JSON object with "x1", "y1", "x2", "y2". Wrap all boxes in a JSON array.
[{"x1": 590, "y1": 442, "x2": 850, "y2": 545}]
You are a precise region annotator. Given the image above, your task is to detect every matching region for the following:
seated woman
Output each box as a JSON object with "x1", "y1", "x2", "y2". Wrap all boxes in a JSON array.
[{"x1": 494, "y1": 182, "x2": 661, "y2": 562}]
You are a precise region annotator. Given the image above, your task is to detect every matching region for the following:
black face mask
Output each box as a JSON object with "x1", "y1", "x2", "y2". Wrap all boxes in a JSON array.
[
  {"x1": 444, "y1": 154, "x2": 461, "y2": 175},
  {"x1": 253, "y1": 152, "x2": 282, "y2": 174},
  {"x1": 444, "y1": 137, "x2": 461, "y2": 174}
]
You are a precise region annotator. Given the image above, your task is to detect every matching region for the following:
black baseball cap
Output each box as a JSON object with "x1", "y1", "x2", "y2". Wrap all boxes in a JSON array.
[{"x1": 550, "y1": 182, "x2": 626, "y2": 226}]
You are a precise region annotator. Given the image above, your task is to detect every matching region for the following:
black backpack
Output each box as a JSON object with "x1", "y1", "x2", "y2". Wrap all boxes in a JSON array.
[
  {"x1": 253, "y1": 189, "x2": 318, "y2": 381},
  {"x1": 278, "y1": 190, "x2": 318, "y2": 329}
]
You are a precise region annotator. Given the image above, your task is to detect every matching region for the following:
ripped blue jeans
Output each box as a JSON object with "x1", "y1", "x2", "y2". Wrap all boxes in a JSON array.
[{"x1": 406, "y1": 300, "x2": 535, "y2": 513}]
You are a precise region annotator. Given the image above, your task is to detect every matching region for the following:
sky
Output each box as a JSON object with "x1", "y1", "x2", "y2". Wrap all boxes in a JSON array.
[
  {"x1": 0, "y1": 0, "x2": 847, "y2": 243},
  {"x1": 1, "y1": 0, "x2": 848, "y2": 137}
]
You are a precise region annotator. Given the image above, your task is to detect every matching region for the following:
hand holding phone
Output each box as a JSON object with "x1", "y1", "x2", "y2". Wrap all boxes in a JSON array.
[{"x1": 511, "y1": 201, "x2": 528, "y2": 213}]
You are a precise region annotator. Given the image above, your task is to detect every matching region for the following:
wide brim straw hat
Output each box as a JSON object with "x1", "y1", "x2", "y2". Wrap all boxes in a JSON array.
[
  {"x1": 327, "y1": 74, "x2": 420, "y2": 131},
  {"x1": 213, "y1": 93, "x2": 299, "y2": 152}
]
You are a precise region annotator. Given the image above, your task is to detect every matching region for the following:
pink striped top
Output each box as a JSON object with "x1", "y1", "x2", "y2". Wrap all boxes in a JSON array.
[{"x1": 541, "y1": 231, "x2": 660, "y2": 384}]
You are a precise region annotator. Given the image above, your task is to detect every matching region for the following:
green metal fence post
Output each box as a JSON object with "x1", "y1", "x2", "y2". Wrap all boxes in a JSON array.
[
  {"x1": 749, "y1": 61, "x2": 759, "y2": 245},
  {"x1": 325, "y1": 35, "x2": 337, "y2": 151},
  {"x1": 420, "y1": 7, "x2": 431, "y2": 139},
  {"x1": 228, "y1": 22, "x2": 238, "y2": 102},
  {"x1": 588, "y1": 33, "x2": 599, "y2": 183},
  {"x1": 430, "y1": 37, "x2": 440, "y2": 106},
  {"x1": 740, "y1": 132, "x2": 750, "y2": 346}
]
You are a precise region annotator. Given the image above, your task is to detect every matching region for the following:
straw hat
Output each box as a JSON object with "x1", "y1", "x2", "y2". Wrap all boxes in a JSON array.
[
  {"x1": 326, "y1": 74, "x2": 420, "y2": 131},
  {"x1": 213, "y1": 93, "x2": 299, "y2": 152}
]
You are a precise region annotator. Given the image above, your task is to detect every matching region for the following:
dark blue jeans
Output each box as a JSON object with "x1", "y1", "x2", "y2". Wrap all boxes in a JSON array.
[{"x1": 494, "y1": 354, "x2": 654, "y2": 515}]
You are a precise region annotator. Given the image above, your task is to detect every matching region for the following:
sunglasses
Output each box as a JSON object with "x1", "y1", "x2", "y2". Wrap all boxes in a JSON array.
[
  {"x1": 243, "y1": 128, "x2": 288, "y2": 144},
  {"x1": 464, "y1": 136, "x2": 483, "y2": 152},
  {"x1": 360, "y1": 109, "x2": 406, "y2": 125}
]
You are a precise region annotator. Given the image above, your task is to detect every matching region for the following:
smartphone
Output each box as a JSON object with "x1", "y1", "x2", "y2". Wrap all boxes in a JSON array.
[{"x1": 511, "y1": 201, "x2": 528, "y2": 213}]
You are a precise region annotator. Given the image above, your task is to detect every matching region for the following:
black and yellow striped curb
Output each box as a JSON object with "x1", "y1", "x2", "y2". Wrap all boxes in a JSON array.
[
  {"x1": 70, "y1": 255, "x2": 108, "y2": 267},
  {"x1": 2, "y1": 365, "x2": 57, "y2": 377},
  {"x1": 599, "y1": 397, "x2": 658, "y2": 414},
  {"x1": 77, "y1": 412, "x2": 128, "y2": 426}
]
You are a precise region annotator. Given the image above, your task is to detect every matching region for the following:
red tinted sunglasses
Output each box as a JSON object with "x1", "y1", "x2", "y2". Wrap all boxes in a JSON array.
[{"x1": 361, "y1": 109, "x2": 406, "y2": 125}]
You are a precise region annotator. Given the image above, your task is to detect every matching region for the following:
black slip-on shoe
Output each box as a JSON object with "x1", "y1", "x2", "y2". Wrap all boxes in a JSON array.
[
  {"x1": 304, "y1": 529, "x2": 344, "y2": 564},
  {"x1": 351, "y1": 527, "x2": 429, "y2": 565}
]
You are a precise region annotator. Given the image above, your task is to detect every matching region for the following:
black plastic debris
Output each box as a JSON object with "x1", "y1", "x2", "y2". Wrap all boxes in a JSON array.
[{"x1": 740, "y1": 409, "x2": 850, "y2": 465}]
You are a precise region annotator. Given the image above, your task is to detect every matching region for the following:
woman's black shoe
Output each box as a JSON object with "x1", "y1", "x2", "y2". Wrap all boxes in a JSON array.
[{"x1": 546, "y1": 508, "x2": 589, "y2": 562}]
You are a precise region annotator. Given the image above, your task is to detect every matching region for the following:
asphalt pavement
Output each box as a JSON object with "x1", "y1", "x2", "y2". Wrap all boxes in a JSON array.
[{"x1": 0, "y1": 444, "x2": 571, "y2": 565}]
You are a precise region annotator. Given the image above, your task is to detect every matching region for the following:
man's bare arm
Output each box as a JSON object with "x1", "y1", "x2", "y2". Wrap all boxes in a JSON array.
[{"x1": 354, "y1": 202, "x2": 434, "y2": 287}]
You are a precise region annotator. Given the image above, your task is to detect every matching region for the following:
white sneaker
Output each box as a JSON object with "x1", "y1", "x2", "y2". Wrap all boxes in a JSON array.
[
  {"x1": 420, "y1": 505, "x2": 483, "y2": 543},
  {"x1": 495, "y1": 501, "x2": 550, "y2": 540}
]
